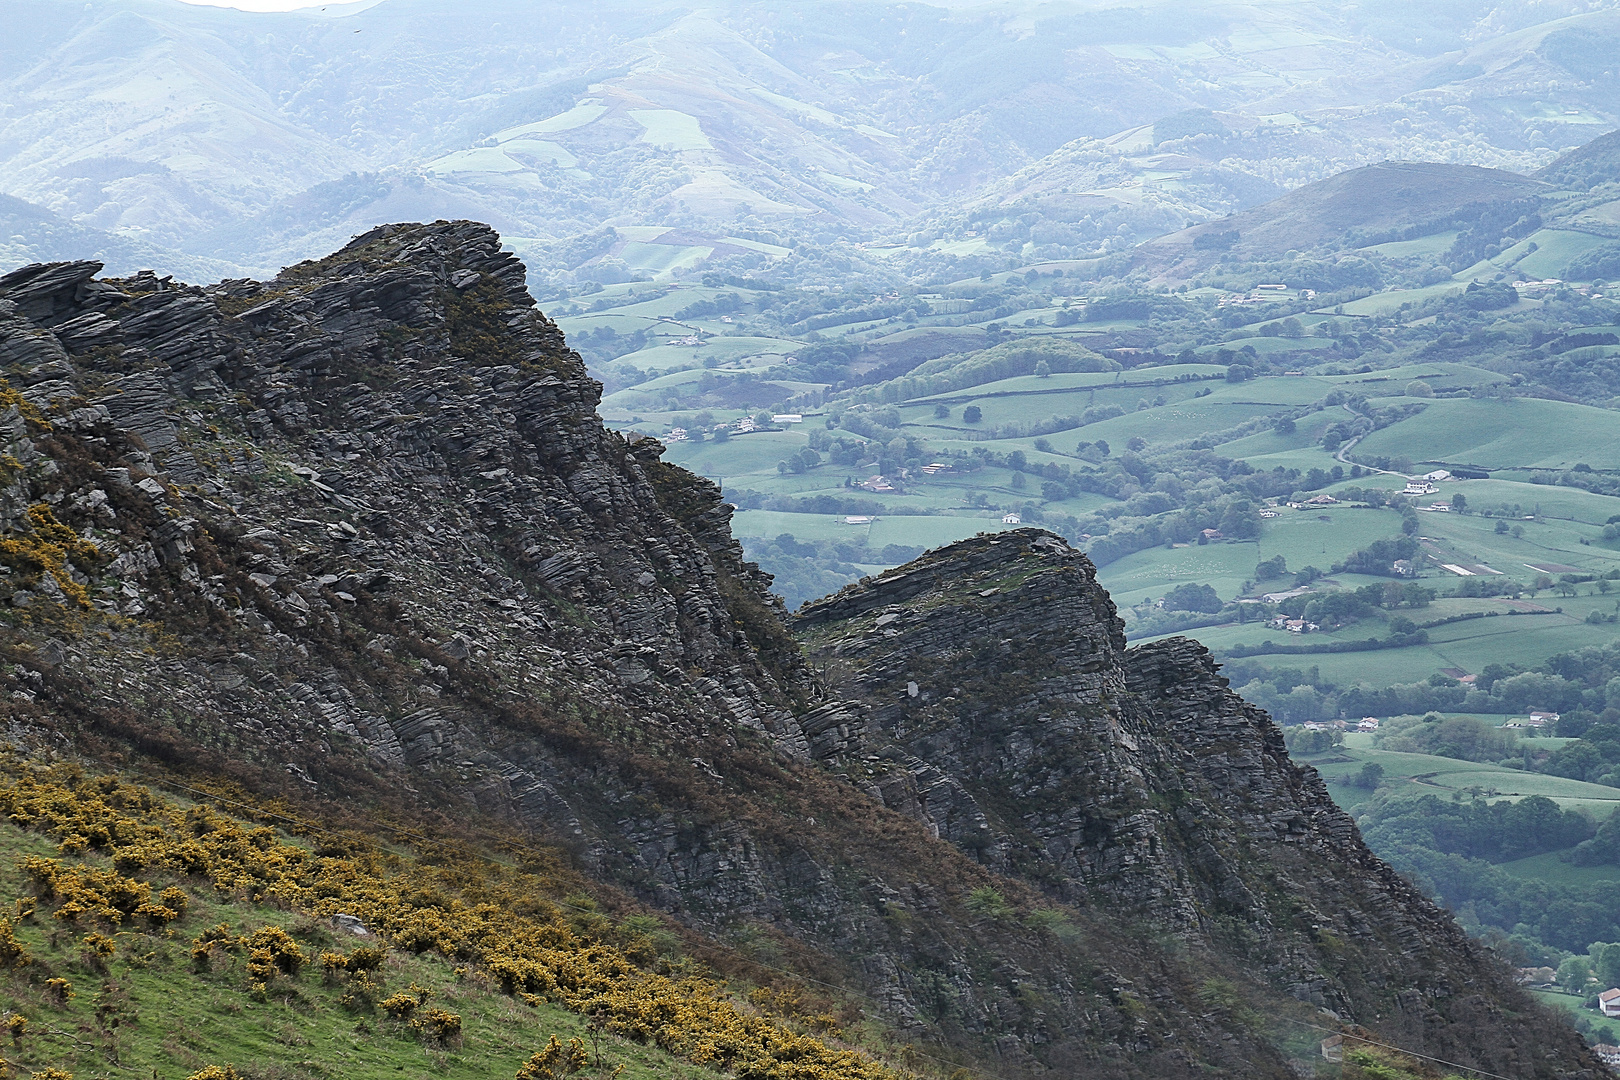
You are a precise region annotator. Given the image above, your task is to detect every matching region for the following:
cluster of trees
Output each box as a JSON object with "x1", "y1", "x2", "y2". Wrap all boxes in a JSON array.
[
  {"x1": 1360, "y1": 793, "x2": 1595, "y2": 865},
  {"x1": 1373, "y1": 714, "x2": 1520, "y2": 763},
  {"x1": 1353, "y1": 794, "x2": 1620, "y2": 963},
  {"x1": 1332, "y1": 536, "x2": 1420, "y2": 577}
]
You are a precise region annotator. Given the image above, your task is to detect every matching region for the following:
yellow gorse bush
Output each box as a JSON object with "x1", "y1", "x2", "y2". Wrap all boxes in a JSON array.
[
  {"x1": 0, "y1": 767, "x2": 903, "y2": 1080},
  {"x1": 0, "y1": 504, "x2": 101, "y2": 608},
  {"x1": 517, "y1": 1034, "x2": 590, "y2": 1080}
]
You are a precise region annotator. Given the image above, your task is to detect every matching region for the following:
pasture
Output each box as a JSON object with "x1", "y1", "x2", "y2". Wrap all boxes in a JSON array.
[
  {"x1": 1352, "y1": 398, "x2": 1620, "y2": 472},
  {"x1": 1305, "y1": 740, "x2": 1620, "y2": 814}
]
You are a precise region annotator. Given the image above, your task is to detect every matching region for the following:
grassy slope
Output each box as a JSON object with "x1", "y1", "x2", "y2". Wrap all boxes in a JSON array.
[
  {"x1": 1352, "y1": 398, "x2": 1620, "y2": 472},
  {"x1": 0, "y1": 818, "x2": 703, "y2": 1080}
]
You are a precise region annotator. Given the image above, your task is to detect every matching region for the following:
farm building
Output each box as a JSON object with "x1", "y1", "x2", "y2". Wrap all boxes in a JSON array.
[
  {"x1": 1601, "y1": 988, "x2": 1620, "y2": 1018},
  {"x1": 1403, "y1": 481, "x2": 1438, "y2": 496},
  {"x1": 1357, "y1": 717, "x2": 1380, "y2": 731},
  {"x1": 1002, "y1": 512, "x2": 1022, "y2": 524},
  {"x1": 860, "y1": 476, "x2": 896, "y2": 493},
  {"x1": 1423, "y1": 469, "x2": 1451, "y2": 481}
]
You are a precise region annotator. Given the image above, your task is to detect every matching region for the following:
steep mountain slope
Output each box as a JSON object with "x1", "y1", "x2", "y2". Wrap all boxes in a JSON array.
[{"x1": 0, "y1": 225, "x2": 1601, "y2": 1077}]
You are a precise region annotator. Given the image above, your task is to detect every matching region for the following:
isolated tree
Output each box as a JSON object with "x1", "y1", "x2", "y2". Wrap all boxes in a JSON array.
[
  {"x1": 1355, "y1": 762, "x2": 1385, "y2": 789},
  {"x1": 1406, "y1": 380, "x2": 1434, "y2": 398},
  {"x1": 933, "y1": 404, "x2": 950, "y2": 419},
  {"x1": 1034, "y1": 359, "x2": 1052, "y2": 378},
  {"x1": 1452, "y1": 493, "x2": 1467, "y2": 512},
  {"x1": 963, "y1": 405, "x2": 982, "y2": 423}
]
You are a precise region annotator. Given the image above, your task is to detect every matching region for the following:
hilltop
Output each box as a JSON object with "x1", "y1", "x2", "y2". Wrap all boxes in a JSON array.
[
  {"x1": 1133, "y1": 162, "x2": 1551, "y2": 280},
  {"x1": 0, "y1": 225, "x2": 1601, "y2": 1077}
]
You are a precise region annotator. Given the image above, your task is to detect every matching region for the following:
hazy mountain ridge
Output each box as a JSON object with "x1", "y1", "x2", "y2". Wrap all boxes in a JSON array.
[{"x1": 3, "y1": 0, "x2": 1618, "y2": 282}]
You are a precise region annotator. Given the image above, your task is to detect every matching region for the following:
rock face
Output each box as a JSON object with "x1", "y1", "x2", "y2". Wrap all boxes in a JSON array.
[{"x1": 0, "y1": 224, "x2": 1598, "y2": 1078}]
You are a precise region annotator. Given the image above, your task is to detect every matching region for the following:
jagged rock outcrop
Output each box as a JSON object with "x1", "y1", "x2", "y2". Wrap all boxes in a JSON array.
[
  {"x1": 797, "y1": 530, "x2": 1598, "y2": 1074},
  {"x1": 0, "y1": 225, "x2": 1599, "y2": 1078}
]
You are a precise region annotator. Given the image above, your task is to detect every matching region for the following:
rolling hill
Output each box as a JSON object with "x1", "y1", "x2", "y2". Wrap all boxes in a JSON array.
[{"x1": 1134, "y1": 161, "x2": 1551, "y2": 279}]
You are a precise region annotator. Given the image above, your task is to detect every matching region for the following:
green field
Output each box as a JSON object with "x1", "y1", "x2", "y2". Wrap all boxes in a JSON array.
[
  {"x1": 1298, "y1": 738, "x2": 1620, "y2": 814},
  {"x1": 1497, "y1": 850, "x2": 1620, "y2": 887},
  {"x1": 1100, "y1": 542, "x2": 1261, "y2": 608},
  {"x1": 1352, "y1": 398, "x2": 1620, "y2": 472},
  {"x1": 1509, "y1": 229, "x2": 1617, "y2": 280}
]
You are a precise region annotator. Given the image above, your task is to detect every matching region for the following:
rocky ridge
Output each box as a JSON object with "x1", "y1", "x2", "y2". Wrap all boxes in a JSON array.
[{"x1": 0, "y1": 222, "x2": 1599, "y2": 1078}]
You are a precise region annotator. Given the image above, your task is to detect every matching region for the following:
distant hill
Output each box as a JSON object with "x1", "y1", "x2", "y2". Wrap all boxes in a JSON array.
[
  {"x1": 0, "y1": 193, "x2": 232, "y2": 281},
  {"x1": 1536, "y1": 128, "x2": 1620, "y2": 191},
  {"x1": 2, "y1": 0, "x2": 1616, "y2": 281},
  {"x1": 1134, "y1": 161, "x2": 1550, "y2": 279}
]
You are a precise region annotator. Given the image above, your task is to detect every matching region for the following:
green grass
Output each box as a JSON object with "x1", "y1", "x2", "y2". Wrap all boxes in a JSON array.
[
  {"x1": 662, "y1": 431, "x2": 810, "y2": 481},
  {"x1": 1496, "y1": 850, "x2": 1620, "y2": 887},
  {"x1": 1195, "y1": 336, "x2": 1334, "y2": 357},
  {"x1": 1077, "y1": 401, "x2": 1280, "y2": 448},
  {"x1": 604, "y1": 337, "x2": 800, "y2": 375},
  {"x1": 1305, "y1": 738, "x2": 1620, "y2": 813},
  {"x1": 617, "y1": 242, "x2": 714, "y2": 277},
  {"x1": 1352, "y1": 397, "x2": 1620, "y2": 472},
  {"x1": 1337, "y1": 281, "x2": 1469, "y2": 316},
  {"x1": 0, "y1": 820, "x2": 699, "y2": 1080},
  {"x1": 1097, "y1": 541, "x2": 1260, "y2": 608},
  {"x1": 1417, "y1": 504, "x2": 1619, "y2": 574},
  {"x1": 1511, "y1": 229, "x2": 1617, "y2": 280},
  {"x1": 1358, "y1": 231, "x2": 1462, "y2": 258},
  {"x1": 1435, "y1": 480, "x2": 1620, "y2": 526},
  {"x1": 1252, "y1": 505, "x2": 1405, "y2": 572}
]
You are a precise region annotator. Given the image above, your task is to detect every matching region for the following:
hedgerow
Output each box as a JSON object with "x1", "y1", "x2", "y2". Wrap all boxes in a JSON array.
[{"x1": 0, "y1": 764, "x2": 903, "y2": 1080}]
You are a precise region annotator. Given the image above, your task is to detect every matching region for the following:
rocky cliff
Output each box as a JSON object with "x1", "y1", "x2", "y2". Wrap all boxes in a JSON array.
[{"x1": 0, "y1": 222, "x2": 1598, "y2": 1078}]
